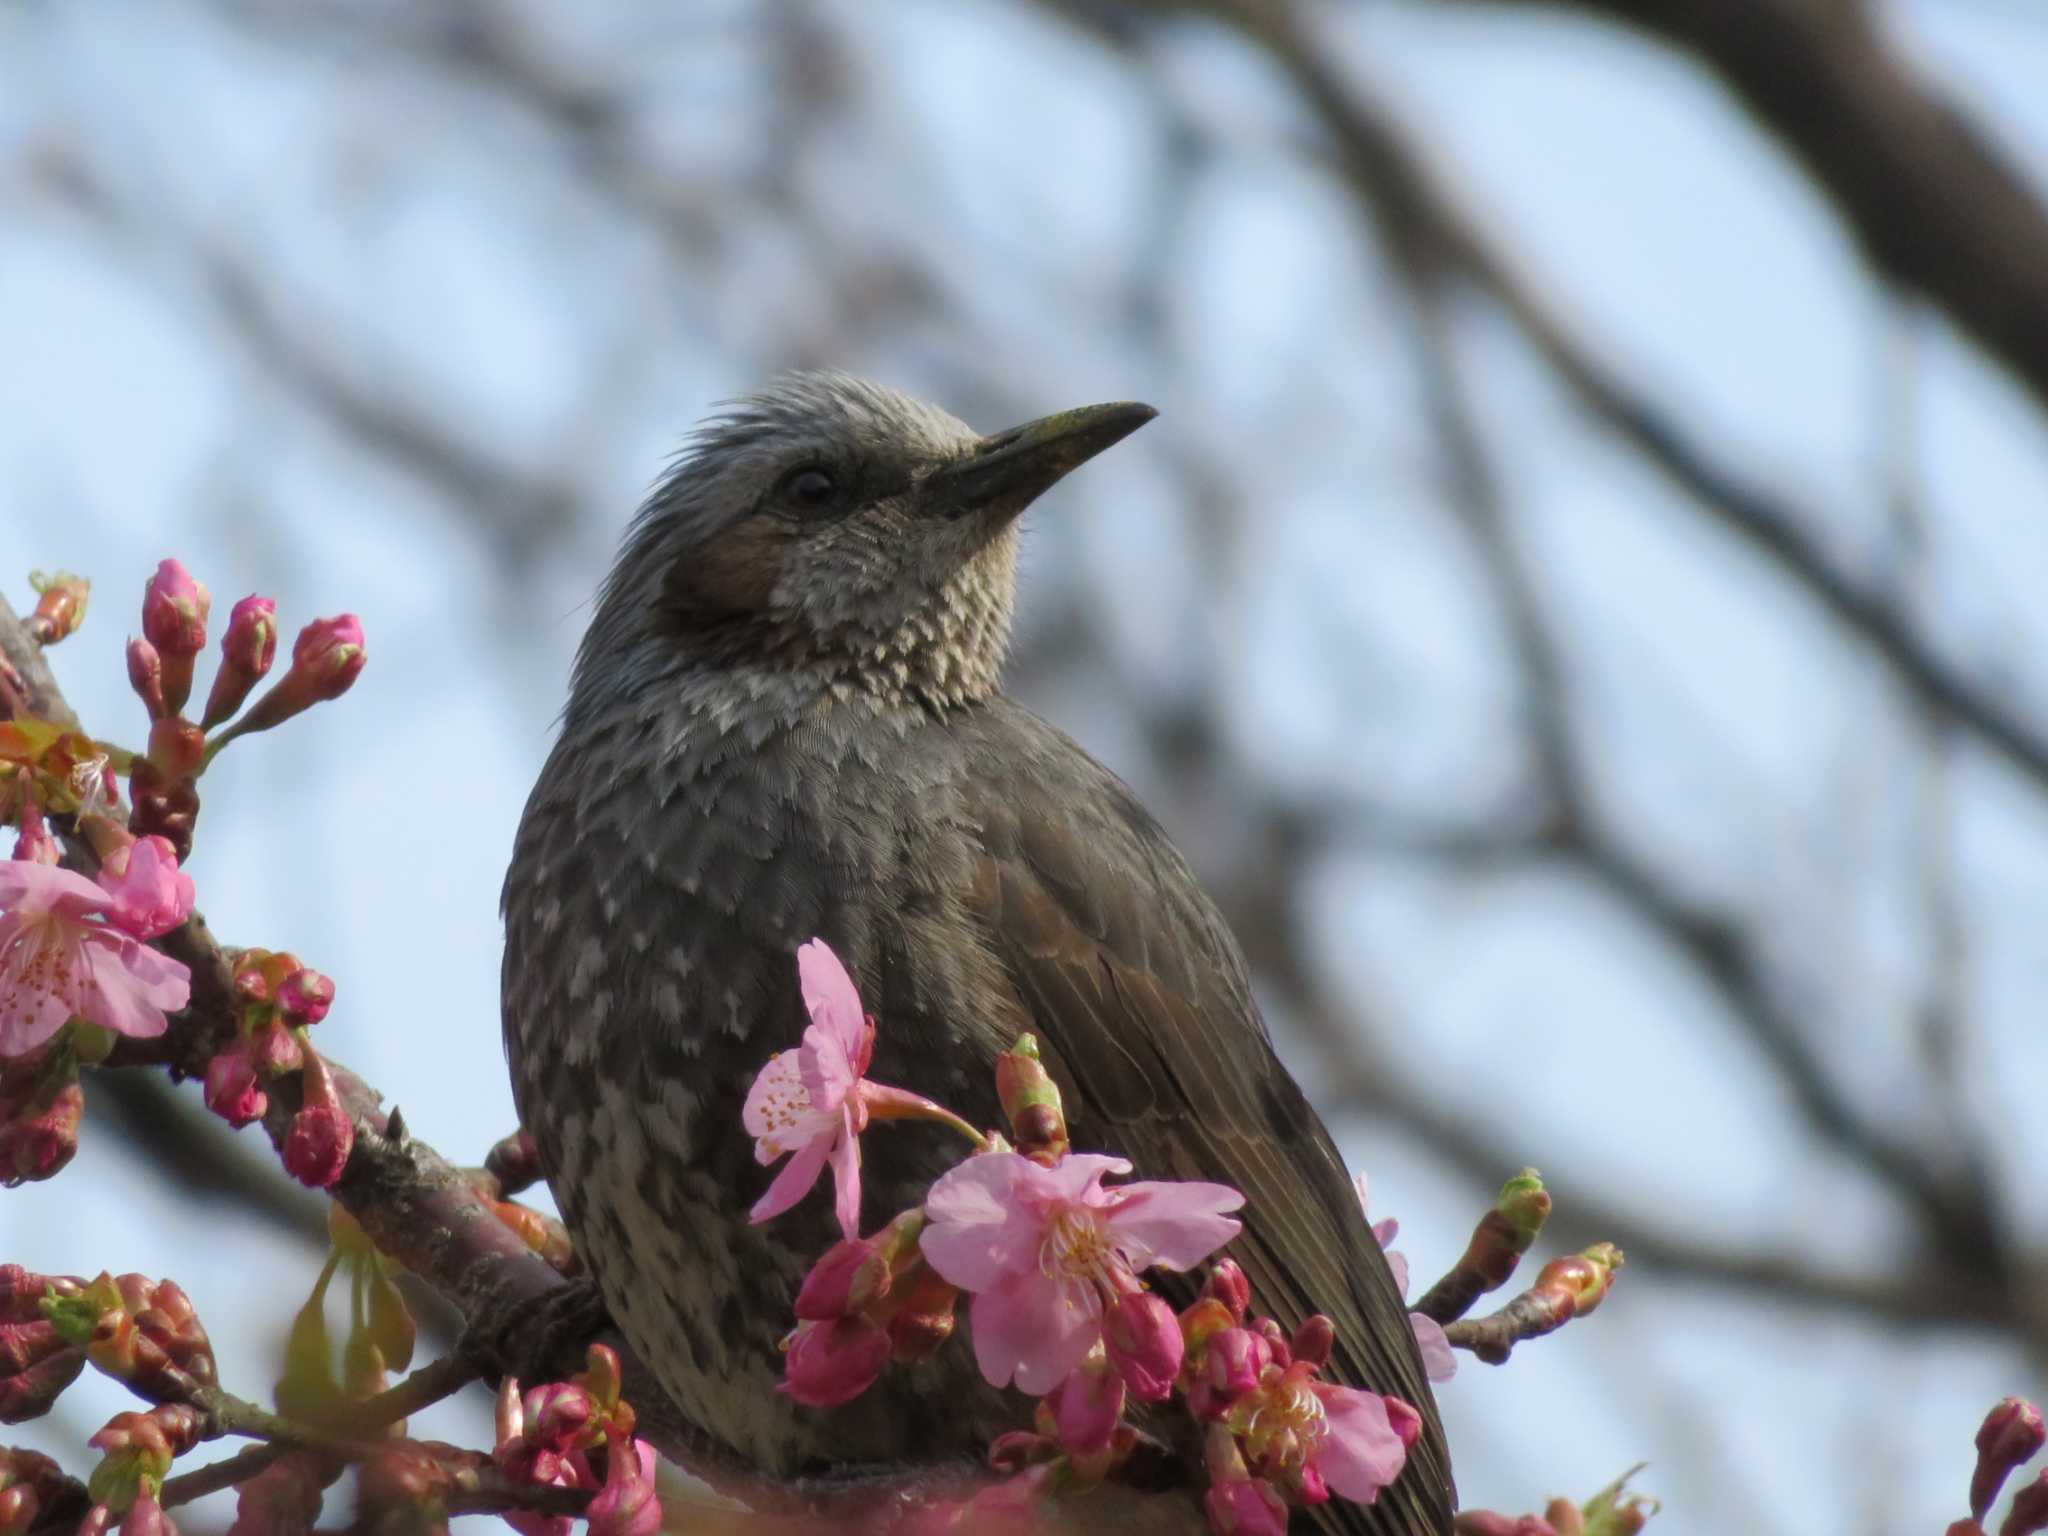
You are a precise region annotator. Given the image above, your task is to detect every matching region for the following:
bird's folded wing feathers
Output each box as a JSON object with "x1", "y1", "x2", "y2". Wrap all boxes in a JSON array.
[{"x1": 959, "y1": 707, "x2": 1454, "y2": 1536}]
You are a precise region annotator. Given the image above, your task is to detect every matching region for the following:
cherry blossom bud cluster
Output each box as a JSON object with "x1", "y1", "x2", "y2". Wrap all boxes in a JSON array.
[
  {"x1": 0, "y1": 1445, "x2": 72, "y2": 1535},
  {"x1": 119, "y1": 558, "x2": 366, "y2": 855},
  {"x1": 85, "y1": 1405, "x2": 201, "y2": 1510},
  {"x1": 1, "y1": 1265, "x2": 87, "y2": 1423},
  {"x1": 776, "y1": 1209, "x2": 959, "y2": 1408},
  {"x1": 492, "y1": 1345, "x2": 661, "y2": 1536},
  {"x1": 0, "y1": 1050, "x2": 83, "y2": 1187},
  {"x1": 1455, "y1": 1473, "x2": 1658, "y2": 1536},
  {"x1": 24, "y1": 572, "x2": 89, "y2": 647},
  {"x1": 39, "y1": 1272, "x2": 217, "y2": 1405},
  {"x1": 76, "y1": 1491, "x2": 181, "y2": 1536},
  {"x1": 201, "y1": 947, "x2": 336, "y2": 1138}
]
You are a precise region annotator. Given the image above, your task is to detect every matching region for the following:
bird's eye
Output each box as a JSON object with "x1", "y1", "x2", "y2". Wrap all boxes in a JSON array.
[{"x1": 783, "y1": 467, "x2": 837, "y2": 512}]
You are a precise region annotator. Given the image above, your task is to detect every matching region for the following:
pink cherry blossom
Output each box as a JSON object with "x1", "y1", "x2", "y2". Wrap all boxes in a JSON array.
[
  {"x1": 1355, "y1": 1172, "x2": 1456, "y2": 1383},
  {"x1": 1232, "y1": 1360, "x2": 1409, "y2": 1507},
  {"x1": 920, "y1": 1150, "x2": 1243, "y2": 1395},
  {"x1": 742, "y1": 939, "x2": 930, "y2": 1237},
  {"x1": 0, "y1": 863, "x2": 190, "y2": 1058}
]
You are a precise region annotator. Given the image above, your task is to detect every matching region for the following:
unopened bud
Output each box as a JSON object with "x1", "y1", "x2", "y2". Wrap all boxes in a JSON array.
[
  {"x1": 203, "y1": 1051, "x2": 267, "y2": 1129},
  {"x1": 1975, "y1": 1398, "x2": 2046, "y2": 1522},
  {"x1": 1046, "y1": 1357, "x2": 1125, "y2": 1458},
  {"x1": 779, "y1": 1316, "x2": 888, "y2": 1408},
  {"x1": 994, "y1": 1035, "x2": 1068, "y2": 1159},
  {"x1": 1290, "y1": 1314, "x2": 1335, "y2": 1370},
  {"x1": 26, "y1": 572, "x2": 89, "y2": 646},
  {"x1": 278, "y1": 969, "x2": 334, "y2": 1025},
  {"x1": 1203, "y1": 1258, "x2": 1251, "y2": 1323},
  {"x1": 140, "y1": 561, "x2": 208, "y2": 716},
  {"x1": 1205, "y1": 1471, "x2": 1289, "y2": 1536},
  {"x1": 794, "y1": 1237, "x2": 890, "y2": 1321},
  {"x1": 2005, "y1": 1470, "x2": 2048, "y2": 1536},
  {"x1": 1, "y1": 1058, "x2": 82, "y2": 1188},
  {"x1": 200, "y1": 596, "x2": 278, "y2": 730},
  {"x1": 126, "y1": 640, "x2": 167, "y2": 723},
  {"x1": 1104, "y1": 1291, "x2": 1181, "y2": 1403},
  {"x1": 284, "y1": 1103, "x2": 352, "y2": 1189},
  {"x1": 884, "y1": 1266, "x2": 958, "y2": 1364},
  {"x1": 1204, "y1": 1328, "x2": 1269, "y2": 1403},
  {"x1": 204, "y1": 614, "x2": 365, "y2": 754}
]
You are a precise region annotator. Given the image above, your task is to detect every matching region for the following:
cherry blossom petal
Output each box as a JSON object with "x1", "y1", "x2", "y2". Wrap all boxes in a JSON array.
[
  {"x1": 743, "y1": 1051, "x2": 834, "y2": 1159},
  {"x1": 920, "y1": 1153, "x2": 1056, "y2": 1292},
  {"x1": 830, "y1": 1106, "x2": 862, "y2": 1238},
  {"x1": 749, "y1": 1129, "x2": 833, "y2": 1224},
  {"x1": 1102, "y1": 1180, "x2": 1245, "y2": 1271},
  {"x1": 798, "y1": 1018, "x2": 857, "y2": 1111},
  {"x1": 796, "y1": 940, "x2": 866, "y2": 1060},
  {"x1": 967, "y1": 1268, "x2": 1100, "y2": 1395},
  {"x1": 1311, "y1": 1384, "x2": 1407, "y2": 1503},
  {"x1": 0, "y1": 931, "x2": 76, "y2": 1056},
  {"x1": 0, "y1": 862, "x2": 110, "y2": 919},
  {"x1": 78, "y1": 938, "x2": 181, "y2": 1038},
  {"x1": 1029, "y1": 1152, "x2": 1133, "y2": 1206},
  {"x1": 1383, "y1": 1247, "x2": 1410, "y2": 1297},
  {"x1": 1410, "y1": 1314, "x2": 1457, "y2": 1383}
]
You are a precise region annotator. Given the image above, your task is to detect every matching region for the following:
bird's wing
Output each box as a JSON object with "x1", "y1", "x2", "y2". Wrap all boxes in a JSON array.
[{"x1": 956, "y1": 703, "x2": 1454, "y2": 1536}]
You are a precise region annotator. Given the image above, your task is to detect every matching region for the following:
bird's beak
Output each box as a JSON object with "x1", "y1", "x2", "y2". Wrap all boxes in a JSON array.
[{"x1": 929, "y1": 401, "x2": 1158, "y2": 523}]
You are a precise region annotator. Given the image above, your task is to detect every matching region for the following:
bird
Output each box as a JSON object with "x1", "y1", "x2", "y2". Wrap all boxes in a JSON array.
[{"x1": 501, "y1": 373, "x2": 1454, "y2": 1534}]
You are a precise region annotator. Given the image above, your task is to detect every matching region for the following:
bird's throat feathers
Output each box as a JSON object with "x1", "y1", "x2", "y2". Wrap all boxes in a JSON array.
[{"x1": 570, "y1": 526, "x2": 1019, "y2": 726}]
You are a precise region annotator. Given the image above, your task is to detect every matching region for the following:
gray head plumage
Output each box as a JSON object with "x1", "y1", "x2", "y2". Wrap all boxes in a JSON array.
[{"x1": 570, "y1": 372, "x2": 1155, "y2": 714}]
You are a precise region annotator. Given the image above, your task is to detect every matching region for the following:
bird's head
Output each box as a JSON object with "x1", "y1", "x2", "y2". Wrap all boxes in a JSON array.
[{"x1": 574, "y1": 373, "x2": 1155, "y2": 711}]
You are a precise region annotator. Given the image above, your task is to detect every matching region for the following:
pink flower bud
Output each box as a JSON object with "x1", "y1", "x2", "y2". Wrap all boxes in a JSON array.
[
  {"x1": 1, "y1": 1073, "x2": 83, "y2": 1188},
  {"x1": 1047, "y1": 1362, "x2": 1125, "y2": 1457},
  {"x1": 2007, "y1": 1470, "x2": 2048, "y2": 1536},
  {"x1": 247, "y1": 1020, "x2": 303, "y2": 1075},
  {"x1": 794, "y1": 1236, "x2": 890, "y2": 1321},
  {"x1": 200, "y1": 597, "x2": 278, "y2": 730},
  {"x1": 1104, "y1": 1291, "x2": 1182, "y2": 1403},
  {"x1": 778, "y1": 1316, "x2": 888, "y2": 1407},
  {"x1": 1250, "y1": 1316, "x2": 1291, "y2": 1369},
  {"x1": 278, "y1": 969, "x2": 334, "y2": 1025},
  {"x1": 140, "y1": 562, "x2": 208, "y2": 658},
  {"x1": 126, "y1": 640, "x2": 167, "y2": 722},
  {"x1": 291, "y1": 614, "x2": 365, "y2": 702},
  {"x1": 1205, "y1": 1328, "x2": 1269, "y2": 1401},
  {"x1": 0, "y1": 1447, "x2": 69, "y2": 1536},
  {"x1": 99, "y1": 835, "x2": 195, "y2": 942},
  {"x1": 525, "y1": 1381, "x2": 595, "y2": 1453},
  {"x1": 203, "y1": 1051, "x2": 267, "y2": 1128},
  {"x1": 283, "y1": 1103, "x2": 352, "y2": 1188},
  {"x1": 1290, "y1": 1314, "x2": 1335, "y2": 1370},
  {"x1": 1203, "y1": 1258, "x2": 1250, "y2": 1323},
  {"x1": 209, "y1": 615, "x2": 366, "y2": 749},
  {"x1": 141, "y1": 561, "x2": 208, "y2": 718},
  {"x1": 1975, "y1": 1398, "x2": 2046, "y2": 1522},
  {"x1": 584, "y1": 1438, "x2": 660, "y2": 1536},
  {"x1": 1204, "y1": 1473, "x2": 1289, "y2": 1536}
]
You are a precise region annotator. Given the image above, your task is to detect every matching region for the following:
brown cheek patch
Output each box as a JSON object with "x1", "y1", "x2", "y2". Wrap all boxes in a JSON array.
[{"x1": 662, "y1": 516, "x2": 788, "y2": 617}]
